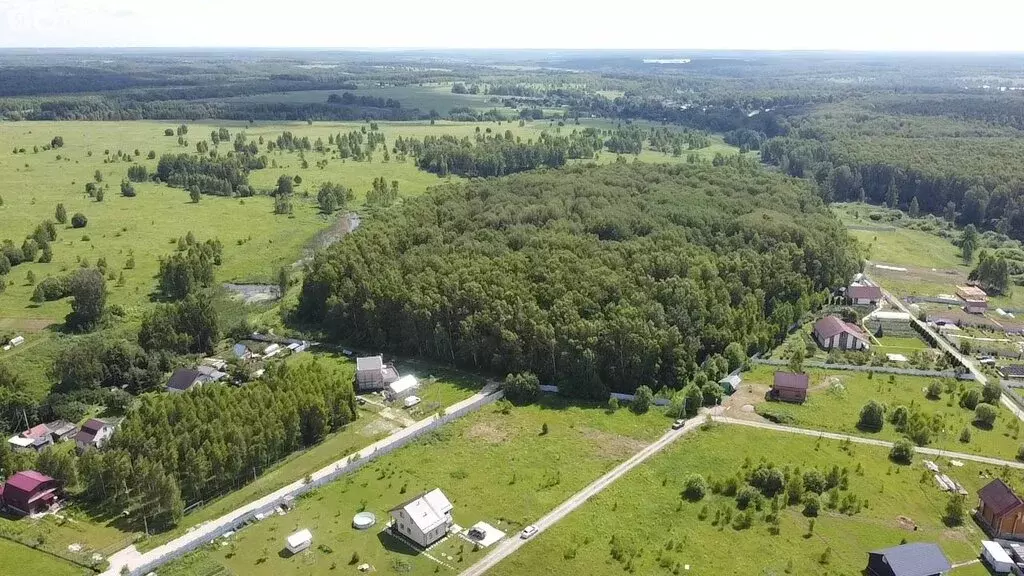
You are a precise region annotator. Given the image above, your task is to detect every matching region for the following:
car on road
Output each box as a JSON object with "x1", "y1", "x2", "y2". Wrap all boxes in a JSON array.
[
  {"x1": 467, "y1": 527, "x2": 486, "y2": 540},
  {"x1": 671, "y1": 419, "x2": 686, "y2": 430},
  {"x1": 520, "y1": 525, "x2": 538, "y2": 539}
]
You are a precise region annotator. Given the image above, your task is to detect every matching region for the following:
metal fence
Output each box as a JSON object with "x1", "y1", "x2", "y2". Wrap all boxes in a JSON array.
[
  {"x1": 750, "y1": 357, "x2": 972, "y2": 379},
  {"x1": 125, "y1": 389, "x2": 504, "y2": 576}
]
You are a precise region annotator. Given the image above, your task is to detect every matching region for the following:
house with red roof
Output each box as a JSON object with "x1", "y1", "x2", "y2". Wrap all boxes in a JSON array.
[
  {"x1": 848, "y1": 284, "x2": 883, "y2": 305},
  {"x1": 977, "y1": 478, "x2": 1024, "y2": 539},
  {"x1": 6, "y1": 423, "x2": 54, "y2": 453},
  {"x1": 813, "y1": 316, "x2": 870, "y2": 351},
  {"x1": 769, "y1": 372, "x2": 809, "y2": 404},
  {"x1": 0, "y1": 470, "x2": 59, "y2": 516}
]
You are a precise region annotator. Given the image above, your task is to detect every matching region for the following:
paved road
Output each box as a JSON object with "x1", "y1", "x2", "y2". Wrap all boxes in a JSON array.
[
  {"x1": 459, "y1": 418, "x2": 703, "y2": 576},
  {"x1": 103, "y1": 383, "x2": 502, "y2": 576},
  {"x1": 714, "y1": 416, "x2": 1024, "y2": 469},
  {"x1": 874, "y1": 278, "x2": 1024, "y2": 422}
]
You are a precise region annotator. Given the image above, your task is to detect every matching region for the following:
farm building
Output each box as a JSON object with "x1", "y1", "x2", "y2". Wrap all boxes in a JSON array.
[
  {"x1": 865, "y1": 542, "x2": 950, "y2": 576},
  {"x1": 981, "y1": 541, "x2": 1013, "y2": 573},
  {"x1": 286, "y1": 529, "x2": 312, "y2": 554},
  {"x1": 848, "y1": 284, "x2": 883, "y2": 305},
  {"x1": 1001, "y1": 365, "x2": 1024, "y2": 379},
  {"x1": 957, "y1": 285, "x2": 988, "y2": 314},
  {"x1": 389, "y1": 489, "x2": 454, "y2": 548},
  {"x1": 75, "y1": 418, "x2": 117, "y2": 452},
  {"x1": 166, "y1": 368, "x2": 205, "y2": 393},
  {"x1": 864, "y1": 310, "x2": 915, "y2": 337},
  {"x1": 769, "y1": 372, "x2": 808, "y2": 404},
  {"x1": 719, "y1": 373, "x2": 742, "y2": 394},
  {"x1": 7, "y1": 424, "x2": 53, "y2": 453},
  {"x1": 0, "y1": 471, "x2": 59, "y2": 516},
  {"x1": 387, "y1": 375, "x2": 420, "y2": 400},
  {"x1": 355, "y1": 355, "x2": 400, "y2": 392},
  {"x1": 977, "y1": 478, "x2": 1024, "y2": 540},
  {"x1": 44, "y1": 420, "x2": 77, "y2": 443},
  {"x1": 813, "y1": 316, "x2": 870, "y2": 351}
]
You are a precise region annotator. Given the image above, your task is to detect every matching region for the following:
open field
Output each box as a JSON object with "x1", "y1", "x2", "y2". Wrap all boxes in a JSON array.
[
  {"x1": 835, "y1": 203, "x2": 1024, "y2": 312},
  {"x1": 741, "y1": 365, "x2": 1023, "y2": 460},
  {"x1": 219, "y1": 84, "x2": 499, "y2": 113},
  {"x1": 159, "y1": 397, "x2": 671, "y2": 576},
  {"x1": 489, "y1": 424, "x2": 993, "y2": 576},
  {"x1": 0, "y1": 537, "x2": 90, "y2": 576}
]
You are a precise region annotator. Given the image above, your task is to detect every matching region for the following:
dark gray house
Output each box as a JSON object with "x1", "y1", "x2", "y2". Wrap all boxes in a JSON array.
[{"x1": 865, "y1": 543, "x2": 950, "y2": 576}]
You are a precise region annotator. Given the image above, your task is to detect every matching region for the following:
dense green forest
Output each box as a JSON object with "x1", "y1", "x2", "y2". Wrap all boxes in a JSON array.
[
  {"x1": 759, "y1": 99, "x2": 1024, "y2": 240},
  {"x1": 298, "y1": 163, "x2": 858, "y2": 397}
]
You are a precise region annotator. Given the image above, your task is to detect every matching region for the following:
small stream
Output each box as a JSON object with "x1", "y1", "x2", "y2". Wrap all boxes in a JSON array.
[{"x1": 223, "y1": 213, "x2": 361, "y2": 303}]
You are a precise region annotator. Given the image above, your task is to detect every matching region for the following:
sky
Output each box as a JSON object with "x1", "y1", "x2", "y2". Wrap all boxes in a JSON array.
[{"x1": 2, "y1": 0, "x2": 1024, "y2": 52}]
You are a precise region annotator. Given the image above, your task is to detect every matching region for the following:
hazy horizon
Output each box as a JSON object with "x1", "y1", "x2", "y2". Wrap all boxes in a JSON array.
[{"x1": 2, "y1": 0, "x2": 1023, "y2": 52}]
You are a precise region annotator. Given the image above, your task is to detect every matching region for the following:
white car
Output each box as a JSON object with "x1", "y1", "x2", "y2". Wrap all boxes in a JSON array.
[
  {"x1": 672, "y1": 419, "x2": 686, "y2": 430},
  {"x1": 520, "y1": 525, "x2": 538, "y2": 539}
]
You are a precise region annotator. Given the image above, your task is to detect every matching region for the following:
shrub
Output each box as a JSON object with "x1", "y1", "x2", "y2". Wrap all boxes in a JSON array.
[
  {"x1": 890, "y1": 439, "x2": 914, "y2": 464},
  {"x1": 735, "y1": 485, "x2": 759, "y2": 510},
  {"x1": 631, "y1": 385, "x2": 654, "y2": 414},
  {"x1": 683, "y1": 474, "x2": 707, "y2": 501},
  {"x1": 959, "y1": 388, "x2": 982, "y2": 410},
  {"x1": 925, "y1": 381, "x2": 942, "y2": 400},
  {"x1": 71, "y1": 213, "x2": 88, "y2": 228},
  {"x1": 982, "y1": 381, "x2": 1002, "y2": 405},
  {"x1": 960, "y1": 428, "x2": 972, "y2": 443},
  {"x1": 503, "y1": 372, "x2": 540, "y2": 405},
  {"x1": 974, "y1": 403, "x2": 998, "y2": 428},
  {"x1": 857, "y1": 400, "x2": 885, "y2": 432},
  {"x1": 802, "y1": 493, "x2": 820, "y2": 517}
]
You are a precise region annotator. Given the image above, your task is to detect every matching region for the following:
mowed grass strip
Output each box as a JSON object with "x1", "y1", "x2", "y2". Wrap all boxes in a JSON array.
[
  {"x1": 159, "y1": 398, "x2": 670, "y2": 576},
  {"x1": 743, "y1": 365, "x2": 1022, "y2": 460},
  {"x1": 489, "y1": 424, "x2": 993, "y2": 576}
]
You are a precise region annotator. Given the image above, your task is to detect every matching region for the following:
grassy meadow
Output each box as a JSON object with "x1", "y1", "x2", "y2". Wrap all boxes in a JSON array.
[
  {"x1": 490, "y1": 424, "x2": 994, "y2": 576},
  {"x1": 159, "y1": 397, "x2": 672, "y2": 576},
  {"x1": 744, "y1": 365, "x2": 1023, "y2": 460},
  {"x1": 0, "y1": 538, "x2": 90, "y2": 576}
]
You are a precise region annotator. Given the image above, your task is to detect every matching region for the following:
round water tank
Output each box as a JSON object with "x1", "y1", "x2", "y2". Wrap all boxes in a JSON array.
[{"x1": 352, "y1": 512, "x2": 377, "y2": 530}]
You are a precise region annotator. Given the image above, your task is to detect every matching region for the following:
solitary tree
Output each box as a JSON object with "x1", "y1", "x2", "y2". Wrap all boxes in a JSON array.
[
  {"x1": 944, "y1": 493, "x2": 965, "y2": 526},
  {"x1": 787, "y1": 340, "x2": 804, "y2": 374},
  {"x1": 504, "y1": 372, "x2": 540, "y2": 405},
  {"x1": 66, "y1": 268, "x2": 106, "y2": 332},
  {"x1": 71, "y1": 213, "x2": 88, "y2": 228},
  {"x1": 857, "y1": 400, "x2": 885, "y2": 432},
  {"x1": 55, "y1": 203, "x2": 67, "y2": 224},
  {"x1": 889, "y1": 439, "x2": 914, "y2": 464},
  {"x1": 631, "y1": 385, "x2": 654, "y2": 414},
  {"x1": 975, "y1": 403, "x2": 998, "y2": 428},
  {"x1": 683, "y1": 474, "x2": 707, "y2": 501},
  {"x1": 277, "y1": 266, "x2": 290, "y2": 297}
]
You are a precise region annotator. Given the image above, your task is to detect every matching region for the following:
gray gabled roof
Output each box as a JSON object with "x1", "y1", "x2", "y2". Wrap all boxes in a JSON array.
[{"x1": 871, "y1": 542, "x2": 950, "y2": 576}]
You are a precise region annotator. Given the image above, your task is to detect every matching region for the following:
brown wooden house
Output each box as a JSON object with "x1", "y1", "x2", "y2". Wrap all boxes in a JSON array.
[
  {"x1": 769, "y1": 372, "x2": 809, "y2": 404},
  {"x1": 978, "y1": 478, "x2": 1024, "y2": 539}
]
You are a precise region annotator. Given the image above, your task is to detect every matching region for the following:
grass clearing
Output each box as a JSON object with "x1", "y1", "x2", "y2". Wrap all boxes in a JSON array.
[
  {"x1": 744, "y1": 365, "x2": 1022, "y2": 460},
  {"x1": 490, "y1": 424, "x2": 993, "y2": 576},
  {"x1": 0, "y1": 504, "x2": 134, "y2": 572},
  {"x1": 159, "y1": 397, "x2": 670, "y2": 576},
  {"x1": 0, "y1": 537, "x2": 90, "y2": 576}
]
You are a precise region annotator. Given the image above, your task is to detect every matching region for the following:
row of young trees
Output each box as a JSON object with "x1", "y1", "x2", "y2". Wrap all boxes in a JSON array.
[
  {"x1": 299, "y1": 163, "x2": 858, "y2": 397},
  {"x1": 74, "y1": 360, "x2": 358, "y2": 529}
]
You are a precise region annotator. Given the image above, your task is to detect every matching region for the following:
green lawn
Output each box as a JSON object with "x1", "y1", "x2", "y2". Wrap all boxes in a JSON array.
[
  {"x1": 0, "y1": 538, "x2": 90, "y2": 576},
  {"x1": 160, "y1": 397, "x2": 672, "y2": 576},
  {"x1": 0, "y1": 503, "x2": 133, "y2": 572},
  {"x1": 747, "y1": 366, "x2": 1023, "y2": 460},
  {"x1": 490, "y1": 424, "x2": 993, "y2": 576}
]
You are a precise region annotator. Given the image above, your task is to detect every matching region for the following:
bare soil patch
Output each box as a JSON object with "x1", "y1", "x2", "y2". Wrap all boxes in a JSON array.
[
  {"x1": 896, "y1": 515, "x2": 917, "y2": 531},
  {"x1": 720, "y1": 382, "x2": 770, "y2": 422},
  {"x1": 467, "y1": 420, "x2": 509, "y2": 444},
  {"x1": 579, "y1": 427, "x2": 648, "y2": 460}
]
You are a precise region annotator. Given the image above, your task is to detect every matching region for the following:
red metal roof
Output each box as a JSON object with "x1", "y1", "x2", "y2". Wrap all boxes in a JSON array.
[
  {"x1": 979, "y1": 478, "x2": 1023, "y2": 517},
  {"x1": 23, "y1": 424, "x2": 49, "y2": 439},
  {"x1": 848, "y1": 285, "x2": 882, "y2": 300},
  {"x1": 813, "y1": 316, "x2": 868, "y2": 342},
  {"x1": 5, "y1": 470, "x2": 54, "y2": 493},
  {"x1": 773, "y1": 371, "x2": 809, "y2": 391}
]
